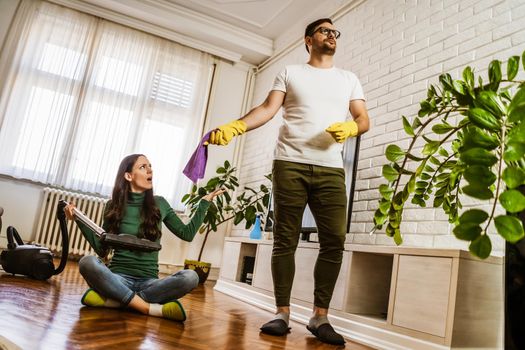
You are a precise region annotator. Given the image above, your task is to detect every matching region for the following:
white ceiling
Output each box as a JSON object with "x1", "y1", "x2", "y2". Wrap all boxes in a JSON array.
[
  {"x1": 160, "y1": 0, "x2": 350, "y2": 64},
  {"x1": 54, "y1": 0, "x2": 349, "y2": 65},
  {"x1": 165, "y1": 0, "x2": 335, "y2": 39}
]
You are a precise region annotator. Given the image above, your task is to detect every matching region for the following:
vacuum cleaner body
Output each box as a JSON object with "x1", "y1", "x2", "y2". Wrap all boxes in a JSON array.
[
  {"x1": 0, "y1": 201, "x2": 69, "y2": 280},
  {"x1": 1, "y1": 243, "x2": 55, "y2": 280}
]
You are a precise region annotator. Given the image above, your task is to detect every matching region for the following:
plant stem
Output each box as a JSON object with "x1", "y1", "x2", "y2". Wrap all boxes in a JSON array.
[
  {"x1": 484, "y1": 122, "x2": 507, "y2": 233},
  {"x1": 198, "y1": 227, "x2": 211, "y2": 261}
]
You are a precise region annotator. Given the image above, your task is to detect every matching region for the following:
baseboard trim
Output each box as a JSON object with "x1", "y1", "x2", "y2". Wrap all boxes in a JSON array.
[{"x1": 214, "y1": 279, "x2": 449, "y2": 350}]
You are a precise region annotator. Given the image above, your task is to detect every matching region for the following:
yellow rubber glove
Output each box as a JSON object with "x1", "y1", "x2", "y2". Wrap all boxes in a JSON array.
[
  {"x1": 325, "y1": 120, "x2": 358, "y2": 143},
  {"x1": 207, "y1": 120, "x2": 247, "y2": 146}
]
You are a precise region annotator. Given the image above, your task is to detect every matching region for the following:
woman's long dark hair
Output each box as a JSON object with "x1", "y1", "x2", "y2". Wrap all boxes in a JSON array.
[{"x1": 105, "y1": 154, "x2": 161, "y2": 241}]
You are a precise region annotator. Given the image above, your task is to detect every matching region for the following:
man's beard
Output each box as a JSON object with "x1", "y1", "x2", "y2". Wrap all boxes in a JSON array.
[{"x1": 319, "y1": 41, "x2": 336, "y2": 55}]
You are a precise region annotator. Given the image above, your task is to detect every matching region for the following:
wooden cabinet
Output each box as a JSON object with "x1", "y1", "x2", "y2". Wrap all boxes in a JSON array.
[{"x1": 215, "y1": 238, "x2": 503, "y2": 350}]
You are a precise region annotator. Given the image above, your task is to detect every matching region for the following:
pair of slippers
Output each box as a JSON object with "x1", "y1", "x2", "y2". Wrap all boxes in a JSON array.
[{"x1": 260, "y1": 319, "x2": 345, "y2": 345}]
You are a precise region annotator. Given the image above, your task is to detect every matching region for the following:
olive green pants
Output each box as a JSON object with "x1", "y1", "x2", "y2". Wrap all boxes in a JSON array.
[{"x1": 271, "y1": 160, "x2": 347, "y2": 309}]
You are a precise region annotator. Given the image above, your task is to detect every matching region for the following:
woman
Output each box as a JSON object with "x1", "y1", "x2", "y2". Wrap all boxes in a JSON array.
[{"x1": 65, "y1": 154, "x2": 223, "y2": 321}]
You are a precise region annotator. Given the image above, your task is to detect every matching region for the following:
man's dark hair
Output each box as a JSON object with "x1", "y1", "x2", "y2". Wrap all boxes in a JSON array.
[{"x1": 304, "y1": 18, "x2": 333, "y2": 53}]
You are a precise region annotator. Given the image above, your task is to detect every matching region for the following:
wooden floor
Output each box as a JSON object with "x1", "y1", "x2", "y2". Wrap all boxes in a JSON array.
[{"x1": 0, "y1": 260, "x2": 372, "y2": 350}]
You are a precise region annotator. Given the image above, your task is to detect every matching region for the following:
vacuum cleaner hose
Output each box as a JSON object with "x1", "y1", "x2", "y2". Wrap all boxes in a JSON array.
[{"x1": 54, "y1": 200, "x2": 70, "y2": 276}]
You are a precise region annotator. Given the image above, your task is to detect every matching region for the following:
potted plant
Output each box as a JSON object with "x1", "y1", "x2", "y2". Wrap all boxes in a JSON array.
[
  {"x1": 373, "y1": 50, "x2": 525, "y2": 349},
  {"x1": 182, "y1": 160, "x2": 271, "y2": 283}
]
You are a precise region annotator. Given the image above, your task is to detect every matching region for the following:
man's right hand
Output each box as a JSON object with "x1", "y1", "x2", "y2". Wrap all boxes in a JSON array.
[{"x1": 206, "y1": 120, "x2": 247, "y2": 146}]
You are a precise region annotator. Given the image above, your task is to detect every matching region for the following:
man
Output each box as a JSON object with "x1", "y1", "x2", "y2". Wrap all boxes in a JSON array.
[{"x1": 207, "y1": 18, "x2": 369, "y2": 345}]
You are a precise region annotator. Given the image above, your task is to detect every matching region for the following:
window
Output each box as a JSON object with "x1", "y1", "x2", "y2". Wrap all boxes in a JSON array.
[{"x1": 0, "y1": 1, "x2": 212, "y2": 210}]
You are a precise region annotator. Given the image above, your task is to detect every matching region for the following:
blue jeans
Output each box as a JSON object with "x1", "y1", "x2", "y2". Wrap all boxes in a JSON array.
[{"x1": 78, "y1": 255, "x2": 199, "y2": 305}]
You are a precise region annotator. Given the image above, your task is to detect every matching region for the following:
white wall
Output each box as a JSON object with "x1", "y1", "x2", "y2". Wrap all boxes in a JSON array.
[
  {"x1": 180, "y1": 60, "x2": 252, "y2": 267},
  {"x1": 237, "y1": 0, "x2": 525, "y2": 255},
  {"x1": 0, "y1": 4, "x2": 252, "y2": 272}
]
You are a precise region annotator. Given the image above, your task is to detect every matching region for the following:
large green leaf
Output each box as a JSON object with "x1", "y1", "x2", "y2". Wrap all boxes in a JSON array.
[
  {"x1": 244, "y1": 205, "x2": 256, "y2": 222},
  {"x1": 469, "y1": 234, "x2": 492, "y2": 259},
  {"x1": 507, "y1": 55, "x2": 520, "y2": 80},
  {"x1": 459, "y1": 209, "x2": 489, "y2": 225},
  {"x1": 438, "y1": 148, "x2": 449, "y2": 157},
  {"x1": 406, "y1": 175, "x2": 416, "y2": 194},
  {"x1": 475, "y1": 91, "x2": 506, "y2": 117},
  {"x1": 374, "y1": 209, "x2": 388, "y2": 227},
  {"x1": 418, "y1": 100, "x2": 432, "y2": 117},
  {"x1": 508, "y1": 85, "x2": 525, "y2": 123},
  {"x1": 439, "y1": 73, "x2": 454, "y2": 91},
  {"x1": 379, "y1": 184, "x2": 394, "y2": 200},
  {"x1": 467, "y1": 108, "x2": 500, "y2": 131},
  {"x1": 502, "y1": 166, "x2": 525, "y2": 189},
  {"x1": 453, "y1": 223, "x2": 482, "y2": 241},
  {"x1": 432, "y1": 123, "x2": 454, "y2": 134},
  {"x1": 422, "y1": 141, "x2": 440, "y2": 155},
  {"x1": 392, "y1": 192, "x2": 405, "y2": 211},
  {"x1": 462, "y1": 184, "x2": 493, "y2": 200},
  {"x1": 462, "y1": 126, "x2": 499, "y2": 150},
  {"x1": 386, "y1": 144, "x2": 406, "y2": 162},
  {"x1": 504, "y1": 141, "x2": 525, "y2": 162},
  {"x1": 462, "y1": 66, "x2": 474, "y2": 88},
  {"x1": 234, "y1": 212, "x2": 244, "y2": 225},
  {"x1": 382, "y1": 165, "x2": 399, "y2": 182},
  {"x1": 488, "y1": 59, "x2": 502, "y2": 91},
  {"x1": 402, "y1": 116, "x2": 415, "y2": 136},
  {"x1": 508, "y1": 122, "x2": 525, "y2": 143},
  {"x1": 499, "y1": 189, "x2": 525, "y2": 213},
  {"x1": 393, "y1": 229, "x2": 403, "y2": 245},
  {"x1": 460, "y1": 148, "x2": 498, "y2": 166},
  {"x1": 463, "y1": 165, "x2": 497, "y2": 186},
  {"x1": 379, "y1": 199, "x2": 390, "y2": 214},
  {"x1": 453, "y1": 80, "x2": 467, "y2": 95},
  {"x1": 495, "y1": 215, "x2": 525, "y2": 243}
]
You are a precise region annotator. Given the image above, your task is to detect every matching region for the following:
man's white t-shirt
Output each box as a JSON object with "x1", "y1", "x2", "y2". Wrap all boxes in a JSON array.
[{"x1": 271, "y1": 64, "x2": 365, "y2": 168}]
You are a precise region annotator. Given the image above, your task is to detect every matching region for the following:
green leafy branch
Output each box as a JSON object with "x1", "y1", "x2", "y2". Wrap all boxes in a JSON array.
[{"x1": 374, "y1": 51, "x2": 525, "y2": 259}]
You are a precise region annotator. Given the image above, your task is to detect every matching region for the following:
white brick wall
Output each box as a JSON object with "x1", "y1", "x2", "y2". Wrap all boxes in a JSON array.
[{"x1": 235, "y1": 0, "x2": 525, "y2": 254}]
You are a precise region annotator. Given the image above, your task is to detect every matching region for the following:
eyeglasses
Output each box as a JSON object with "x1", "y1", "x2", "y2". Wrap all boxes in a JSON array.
[{"x1": 314, "y1": 27, "x2": 341, "y2": 39}]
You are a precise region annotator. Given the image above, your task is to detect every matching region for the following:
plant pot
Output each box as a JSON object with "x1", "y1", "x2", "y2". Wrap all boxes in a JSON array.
[{"x1": 184, "y1": 259, "x2": 211, "y2": 284}]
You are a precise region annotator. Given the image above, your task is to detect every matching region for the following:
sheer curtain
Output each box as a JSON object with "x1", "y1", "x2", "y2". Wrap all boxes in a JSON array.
[{"x1": 0, "y1": 1, "x2": 213, "y2": 210}]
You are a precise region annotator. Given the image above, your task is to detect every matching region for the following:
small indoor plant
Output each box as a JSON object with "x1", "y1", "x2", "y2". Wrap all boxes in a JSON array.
[
  {"x1": 373, "y1": 50, "x2": 525, "y2": 259},
  {"x1": 182, "y1": 160, "x2": 271, "y2": 283}
]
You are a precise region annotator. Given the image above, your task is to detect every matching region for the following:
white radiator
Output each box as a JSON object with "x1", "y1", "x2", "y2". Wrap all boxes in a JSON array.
[{"x1": 35, "y1": 187, "x2": 108, "y2": 259}]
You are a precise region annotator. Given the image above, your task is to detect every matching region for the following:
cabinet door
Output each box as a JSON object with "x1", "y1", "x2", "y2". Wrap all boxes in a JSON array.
[
  {"x1": 252, "y1": 244, "x2": 273, "y2": 292},
  {"x1": 392, "y1": 255, "x2": 452, "y2": 337},
  {"x1": 219, "y1": 241, "x2": 241, "y2": 281}
]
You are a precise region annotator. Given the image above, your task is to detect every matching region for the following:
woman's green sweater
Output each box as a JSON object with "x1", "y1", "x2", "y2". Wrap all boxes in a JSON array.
[{"x1": 76, "y1": 192, "x2": 210, "y2": 278}]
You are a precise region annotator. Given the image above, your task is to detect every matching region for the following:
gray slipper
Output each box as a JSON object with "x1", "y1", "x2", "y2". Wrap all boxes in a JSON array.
[
  {"x1": 307, "y1": 323, "x2": 345, "y2": 345},
  {"x1": 260, "y1": 319, "x2": 291, "y2": 336}
]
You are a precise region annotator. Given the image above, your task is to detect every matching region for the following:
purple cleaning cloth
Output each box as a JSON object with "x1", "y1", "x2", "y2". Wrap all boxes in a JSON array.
[{"x1": 183, "y1": 131, "x2": 212, "y2": 183}]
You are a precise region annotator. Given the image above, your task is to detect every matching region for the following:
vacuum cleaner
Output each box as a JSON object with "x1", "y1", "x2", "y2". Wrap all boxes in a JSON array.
[
  {"x1": 1, "y1": 200, "x2": 161, "y2": 280},
  {"x1": 0, "y1": 201, "x2": 69, "y2": 280}
]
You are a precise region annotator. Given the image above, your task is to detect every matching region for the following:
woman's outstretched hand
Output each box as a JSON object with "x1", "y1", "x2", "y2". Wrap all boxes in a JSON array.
[
  {"x1": 64, "y1": 203, "x2": 77, "y2": 220},
  {"x1": 203, "y1": 188, "x2": 226, "y2": 202}
]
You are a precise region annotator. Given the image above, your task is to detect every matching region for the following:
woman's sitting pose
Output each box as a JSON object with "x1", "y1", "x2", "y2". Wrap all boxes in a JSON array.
[{"x1": 65, "y1": 154, "x2": 223, "y2": 321}]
